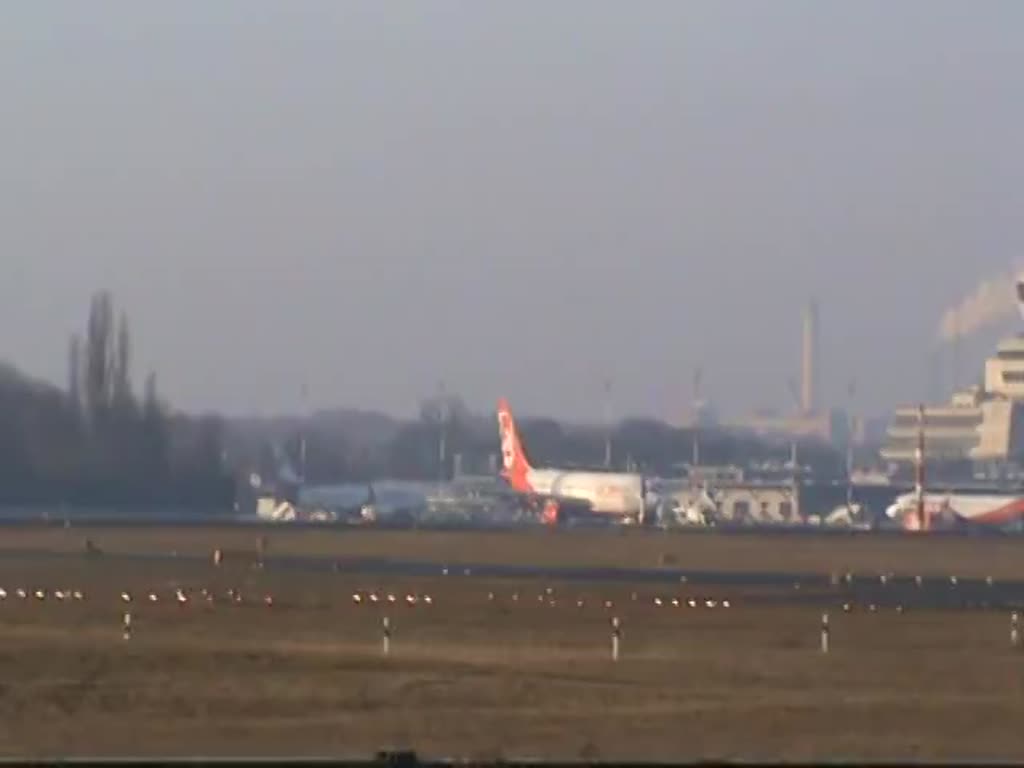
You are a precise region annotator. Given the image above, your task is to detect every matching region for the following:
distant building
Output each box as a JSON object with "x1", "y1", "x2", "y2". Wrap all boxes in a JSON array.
[
  {"x1": 984, "y1": 335, "x2": 1024, "y2": 398},
  {"x1": 666, "y1": 482, "x2": 801, "y2": 525},
  {"x1": 688, "y1": 464, "x2": 745, "y2": 484},
  {"x1": 735, "y1": 409, "x2": 851, "y2": 446},
  {"x1": 881, "y1": 336, "x2": 1024, "y2": 465}
]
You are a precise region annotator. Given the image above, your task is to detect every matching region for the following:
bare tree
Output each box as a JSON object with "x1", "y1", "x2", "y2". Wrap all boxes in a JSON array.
[
  {"x1": 84, "y1": 291, "x2": 114, "y2": 423},
  {"x1": 67, "y1": 333, "x2": 82, "y2": 416},
  {"x1": 112, "y1": 311, "x2": 133, "y2": 410}
]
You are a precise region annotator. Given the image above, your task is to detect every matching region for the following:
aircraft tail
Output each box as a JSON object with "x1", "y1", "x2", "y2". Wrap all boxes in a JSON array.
[{"x1": 497, "y1": 398, "x2": 532, "y2": 491}]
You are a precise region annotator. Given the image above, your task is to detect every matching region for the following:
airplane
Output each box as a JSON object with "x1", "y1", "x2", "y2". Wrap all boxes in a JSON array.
[
  {"x1": 253, "y1": 480, "x2": 386, "y2": 524},
  {"x1": 884, "y1": 490, "x2": 1024, "y2": 532},
  {"x1": 496, "y1": 397, "x2": 654, "y2": 525},
  {"x1": 248, "y1": 444, "x2": 513, "y2": 525},
  {"x1": 246, "y1": 444, "x2": 427, "y2": 524}
]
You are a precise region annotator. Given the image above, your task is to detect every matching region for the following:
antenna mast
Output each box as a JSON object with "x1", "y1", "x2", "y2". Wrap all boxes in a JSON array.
[
  {"x1": 603, "y1": 378, "x2": 613, "y2": 468},
  {"x1": 691, "y1": 368, "x2": 702, "y2": 470},
  {"x1": 846, "y1": 378, "x2": 856, "y2": 510},
  {"x1": 299, "y1": 382, "x2": 308, "y2": 483},
  {"x1": 437, "y1": 380, "x2": 447, "y2": 488},
  {"x1": 915, "y1": 404, "x2": 928, "y2": 531}
]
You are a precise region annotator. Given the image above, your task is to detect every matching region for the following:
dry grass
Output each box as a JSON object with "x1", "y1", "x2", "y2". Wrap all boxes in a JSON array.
[
  {"x1": 7, "y1": 525, "x2": 1024, "y2": 579},
  {"x1": 0, "y1": 544, "x2": 1021, "y2": 759}
]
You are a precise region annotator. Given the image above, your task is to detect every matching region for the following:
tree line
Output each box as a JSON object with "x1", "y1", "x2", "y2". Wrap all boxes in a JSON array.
[
  {"x1": 0, "y1": 292, "x2": 233, "y2": 507},
  {"x1": 0, "y1": 291, "x2": 846, "y2": 508},
  {"x1": 267, "y1": 394, "x2": 847, "y2": 486}
]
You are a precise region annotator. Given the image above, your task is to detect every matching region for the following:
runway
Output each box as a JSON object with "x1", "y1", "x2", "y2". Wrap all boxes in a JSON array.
[{"x1": 2, "y1": 545, "x2": 1021, "y2": 612}]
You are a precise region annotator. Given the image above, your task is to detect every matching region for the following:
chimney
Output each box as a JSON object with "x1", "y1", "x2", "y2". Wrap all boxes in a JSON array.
[
  {"x1": 1017, "y1": 271, "x2": 1024, "y2": 323},
  {"x1": 801, "y1": 301, "x2": 818, "y2": 414}
]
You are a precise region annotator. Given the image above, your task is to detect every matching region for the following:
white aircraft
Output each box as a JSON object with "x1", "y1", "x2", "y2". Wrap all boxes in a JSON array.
[
  {"x1": 254, "y1": 482, "x2": 392, "y2": 524},
  {"x1": 249, "y1": 445, "x2": 430, "y2": 524},
  {"x1": 885, "y1": 491, "x2": 1024, "y2": 531},
  {"x1": 496, "y1": 397, "x2": 652, "y2": 525},
  {"x1": 250, "y1": 446, "x2": 512, "y2": 525}
]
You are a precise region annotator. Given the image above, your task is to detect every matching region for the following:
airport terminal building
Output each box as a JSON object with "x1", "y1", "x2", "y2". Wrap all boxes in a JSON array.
[{"x1": 882, "y1": 336, "x2": 1024, "y2": 467}]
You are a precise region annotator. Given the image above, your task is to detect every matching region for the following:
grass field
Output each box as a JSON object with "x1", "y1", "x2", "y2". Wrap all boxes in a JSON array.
[
  {"x1": 1, "y1": 527, "x2": 1024, "y2": 759},
  {"x1": 8, "y1": 524, "x2": 1024, "y2": 579}
]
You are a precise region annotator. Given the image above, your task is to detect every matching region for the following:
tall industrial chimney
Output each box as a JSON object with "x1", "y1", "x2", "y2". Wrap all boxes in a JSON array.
[
  {"x1": 801, "y1": 300, "x2": 818, "y2": 414},
  {"x1": 1017, "y1": 270, "x2": 1024, "y2": 324}
]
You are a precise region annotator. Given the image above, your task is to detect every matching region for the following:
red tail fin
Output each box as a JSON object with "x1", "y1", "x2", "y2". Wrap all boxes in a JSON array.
[{"x1": 497, "y1": 398, "x2": 532, "y2": 492}]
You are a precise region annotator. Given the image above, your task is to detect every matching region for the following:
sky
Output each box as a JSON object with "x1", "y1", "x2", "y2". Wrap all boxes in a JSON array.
[{"x1": 2, "y1": 1, "x2": 1023, "y2": 422}]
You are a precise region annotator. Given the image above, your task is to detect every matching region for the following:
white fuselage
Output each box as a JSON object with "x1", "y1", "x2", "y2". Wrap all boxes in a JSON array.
[
  {"x1": 886, "y1": 492, "x2": 1024, "y2": 528},
  {"x1": 525, "y1": 468, "x2": 644, "y2": 516}
]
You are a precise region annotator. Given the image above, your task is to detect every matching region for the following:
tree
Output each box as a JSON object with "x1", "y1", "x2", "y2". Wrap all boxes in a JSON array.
[
  {"x1": 67, "y1": 334, "x2": 82, "y2": 417},
  {"x1": 84, "y1": 291, "x2": 115, "y2": 423},
  {"x1": 614, "y1": 419, "x2": 675, "y2": 473},
  {"x1": 112, "y1": 311, "x2": 133, "y2": 411},
  {"x1": 0, "y1": 291, "x2": 235, "y2": 508},
  {"x1": 387, "y1": 421, "x2": 441, "y2": 480},
  {"x1": 515, "y1": 418, "x2": 564, "y2": 466},
  {"x1": 297, "y1": 426, "x2": 350, "y2": 485},
  {"x1": 139, "y1": 372, "x2": 168, "y2": 497}
]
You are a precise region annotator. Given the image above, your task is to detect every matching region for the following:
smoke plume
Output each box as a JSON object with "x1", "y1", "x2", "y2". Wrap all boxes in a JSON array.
[{"x1": 938, "y1": 274, "x2": 1018, "y2": 342}]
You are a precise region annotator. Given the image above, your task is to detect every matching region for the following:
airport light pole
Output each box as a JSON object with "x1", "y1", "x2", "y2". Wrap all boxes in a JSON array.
[
  {"x1": 603, "y1": 378, "x2": 612, "y2": 468},
  {"x1": 951, "y1": 310, "x2": 960, "y2": 394},
  {"x1": 785, "y1": 377, "x2": 801, "y2": 488},
  {"x1": 915, "y1": 404, "x2": 927, "y2": 531},
  {"x1": 299, "y1": 382, "x2": 308, "y2": 483},
  {"x1": 437, "y1": 380, "x2": 448, "y2": 489},
  {"x1": 846, "y1": 378, "x2": 856, "y2": 510},
  {"x1": 691, "y1": 367, "x2": 702, "y2": 478}
]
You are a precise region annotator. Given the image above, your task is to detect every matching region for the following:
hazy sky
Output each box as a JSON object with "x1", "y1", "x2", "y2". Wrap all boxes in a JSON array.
[{"x1": 2, "y1": 2, "x2": 1023, "y2": 421}]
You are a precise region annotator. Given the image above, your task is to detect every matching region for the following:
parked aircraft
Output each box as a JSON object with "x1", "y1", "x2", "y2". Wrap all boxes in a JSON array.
[
  {"x1": 249, "y1": 445, "x2": 514, "y2": 525},
  {"x1": 496, "y1": 397, "x2": 653, "y2": 524}
]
